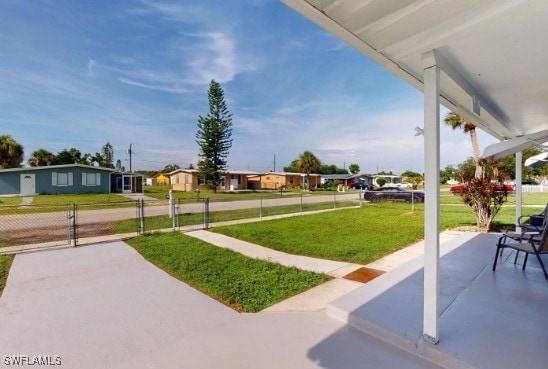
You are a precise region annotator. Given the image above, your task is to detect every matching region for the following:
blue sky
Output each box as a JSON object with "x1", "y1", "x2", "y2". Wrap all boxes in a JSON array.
[{"x1": 0, "y1": 0, "x2": 498, "y2": 174}]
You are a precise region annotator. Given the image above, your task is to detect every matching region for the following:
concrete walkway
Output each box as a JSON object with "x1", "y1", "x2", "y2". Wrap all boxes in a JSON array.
[
  {"x1": 0, "y1": 241, "x2": 443, "y2": 369},
  {"x1": 186, "y1": 230, "x2": 463, "y2": 312}
]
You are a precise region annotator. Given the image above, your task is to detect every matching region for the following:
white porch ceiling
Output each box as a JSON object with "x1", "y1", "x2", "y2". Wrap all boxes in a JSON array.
[{"x1": 282, "y1": 0, "x2": 548, "y2": 143}]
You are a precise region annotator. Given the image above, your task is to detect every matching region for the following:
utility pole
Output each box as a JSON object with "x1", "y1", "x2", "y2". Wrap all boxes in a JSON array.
[
  {"x1": 128, "y1": 143, "x2": 133, "y2": 173},
  {"x1": 273, "y1": 154, "x2": 276, "y2": 172}
]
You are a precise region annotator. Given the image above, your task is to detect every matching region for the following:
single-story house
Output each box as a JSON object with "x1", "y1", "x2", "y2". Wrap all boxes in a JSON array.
[
  {"x1": 372, "y1": 174, "x2": 403, "y2": 187},
  {"x1": 144, "y1": 177, "x2": 156, "y2": 186},
  {"x1": 220, "y1": 171, "x2": 259, "y2": 191},
  {"x1": 152, "y1": 172, "x2": 170, "y2": 186},
  {"x1": 0, "y1": 164, "x2": 115, "y2": 196},
  {"x1": 110, "y1": 172, "x2": 143, "y2": 194},
  {"x1": 170, "y1": 169, "x2": 259, "y2": 192},
  {"x1": 170, "y1": 169, "x2": 204, "y2": 192},
  {"x1": 248, "y1": 172, "x2": 321, "y2": 190},
  {"x1": 321, "y1": 173, "x2": 374, "y2": 187}
]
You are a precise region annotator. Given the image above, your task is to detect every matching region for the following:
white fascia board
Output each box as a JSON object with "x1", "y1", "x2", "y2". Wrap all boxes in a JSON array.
[{"x1": 482, "y1": 130, "x2": 548, "y2": 160}]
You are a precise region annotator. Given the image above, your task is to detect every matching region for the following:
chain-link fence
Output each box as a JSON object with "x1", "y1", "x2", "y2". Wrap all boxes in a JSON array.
[{"x1": 0, "y1": 192, "x2": 363, "y2": 253}]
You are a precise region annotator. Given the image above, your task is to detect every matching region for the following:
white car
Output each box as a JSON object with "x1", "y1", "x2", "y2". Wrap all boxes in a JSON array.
[{"x1": 393, "y1": 182, "x2": 413, "y2": 189}]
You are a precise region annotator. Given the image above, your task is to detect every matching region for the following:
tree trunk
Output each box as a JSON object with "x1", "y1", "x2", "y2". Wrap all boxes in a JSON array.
[{"x1": 469, "y1": 129, "x2": 483, "y2": 179}]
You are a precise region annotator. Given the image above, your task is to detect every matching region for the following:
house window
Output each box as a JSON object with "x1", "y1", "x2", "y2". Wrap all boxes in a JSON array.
[
  {"x1": 266, "y1": 176, "x2": 270, "y2": 181},
  {"x1": 185, "y1": 175, "x2": 189, "y2": 184},
  {"x1": 82, "y1": 173, "x2": 101, "y2": 186},
  {"x1": 289, "y1": 176, "x2": 294, "y2": 184},
  {"x1": 175, "y1": 175, "x2": 179, "y2": 184},
  {"x1": 199, "y1": 176, "x2": 206, "y2": 185},
  {"x1": 52, "y1": 172, "x2": 73, "y2": 187},
  {"x1": 238, "y1": 175, "x2": 241, "y2": 185}
]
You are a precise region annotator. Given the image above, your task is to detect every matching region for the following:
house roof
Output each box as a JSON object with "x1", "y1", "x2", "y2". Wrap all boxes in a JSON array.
[
  {"x1": 0, "y1": 164, "x2": 116, "y2": 173},
  {"x1": 152, "y1": 172, "x2": 170, "y2": 178},
  {"x1": 266, "y1": 171, "x2": 321, "y2": 177},
  {"x1": 282, "y1": 0, "x2": 548, "y2": 146},
  {"x1": 225, "y1": 170, "x2": 261, "y2": 175},
  {"x1": 168, "y1": 169, "x2": 199, "y2": 176}
]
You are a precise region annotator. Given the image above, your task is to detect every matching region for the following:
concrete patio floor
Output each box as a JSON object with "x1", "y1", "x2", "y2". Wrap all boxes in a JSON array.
[
  {"x1": 329, "y1": 232, "x2": 548, "y2": 369},
  {"x1": 0, "y1": 233, "x2": 546, "y2": 368}
]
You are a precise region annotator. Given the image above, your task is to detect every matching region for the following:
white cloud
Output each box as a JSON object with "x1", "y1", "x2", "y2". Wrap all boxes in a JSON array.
[{"x1": 119, "y1": 77, "x2": 187, "y2": 93}]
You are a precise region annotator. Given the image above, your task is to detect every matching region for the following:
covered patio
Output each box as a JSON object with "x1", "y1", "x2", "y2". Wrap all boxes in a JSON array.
[{"x1": 282, "y1": 0, "x2": 548, "y2": 357}]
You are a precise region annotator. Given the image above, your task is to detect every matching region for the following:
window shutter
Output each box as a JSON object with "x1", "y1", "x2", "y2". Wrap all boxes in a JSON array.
[
  {"x1": 52, "y1": 172, "x2": 57, "y2": 186},
  {"x1": 82, "y1": 173, "x2": 87, "y2": 186},
  {"x1": 96, "y1": 173, "x2": 101, "y2": 186},
  {"x1": 68, "y1": 173, "x2": 73, "y2": 186}
]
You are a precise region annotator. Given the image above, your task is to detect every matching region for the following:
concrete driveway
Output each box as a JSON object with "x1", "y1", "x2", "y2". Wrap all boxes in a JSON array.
[
  {"x1": 0, "y1": 242, "x2": 237, "y2": 369},
  {"x1": 0, "y1": 241, "x2": 441, "y2": 369}
]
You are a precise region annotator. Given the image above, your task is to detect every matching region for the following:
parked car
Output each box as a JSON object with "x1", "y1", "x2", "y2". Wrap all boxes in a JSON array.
[
  {"x1": 450, "y1": 183, "x2": 515, "y2": 194},
  {"x1": 364, "y1": 186, "x2": 424, "y2": 203},
  {"x1": 351, "y1": 182, "x2": 374, "y2": 190}
]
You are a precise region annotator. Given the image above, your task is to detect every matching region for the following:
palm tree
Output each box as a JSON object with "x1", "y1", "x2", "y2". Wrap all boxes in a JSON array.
[
  {"x1": 0, "y1": 134, "x2": 24, "y2": 169},
  {"x1": 297, "y1": 151, "x2": 321, "y2": 189},
  {"x1": 444, "y1": 112, "x2": 482, "y2": 178},
  {"x1": 28, "y1": 148, "x2": 56, "y2": 167}
]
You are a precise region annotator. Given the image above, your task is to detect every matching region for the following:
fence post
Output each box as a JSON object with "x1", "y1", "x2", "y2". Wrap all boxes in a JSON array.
[
  {"x1": 333, "y1": 191, "x2": 336, "y2": 209},
  {"x1": 175, "y1": 198, "x2": 180, "y2": 230},
  {"x1": 72, "y1": 204, "x2": 78, "y2": 247},
  {"x1": 204, "y1": 197, "x2": 210, "y2": 229},
  {"x1": 66, "y1": 203, "x2": 71, "y2": 245},
  {"x1": 168, "y1": 189, "x2": 173, "y2": 218},
  {"x1": 138, "y1": 199, "x2": 145, "y2": 234},
  {"x1": 300, "y1": 194, "x2": 303, "y2": 214},
  {"x1": 171, "y1": 196, "x2": 176, "y2": 231}
]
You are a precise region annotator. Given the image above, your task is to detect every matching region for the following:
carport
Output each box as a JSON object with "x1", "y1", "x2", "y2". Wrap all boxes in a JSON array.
[{"x1": 282, "y1": 0, "x2": 548, "y2": 343}]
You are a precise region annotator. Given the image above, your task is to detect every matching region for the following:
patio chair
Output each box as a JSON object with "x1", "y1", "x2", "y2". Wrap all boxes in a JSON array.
[
  {"x1": 500, "y1": 204, "x2": 548, "y2": 265},
  {"x1": 492, "y1": 225, "x2": 548, "y2": 283},
  {"x1": 517, "y1": 202, "x2": 548, "y2": 234}
]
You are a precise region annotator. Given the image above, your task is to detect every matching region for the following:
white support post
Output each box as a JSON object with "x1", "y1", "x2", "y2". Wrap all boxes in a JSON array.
[
  {"x1": 422, "y1": 57, "x2": 440, "y2": 344},
  {"x1": 515, "y1": 151, "x2": 523, "y2": 231}
]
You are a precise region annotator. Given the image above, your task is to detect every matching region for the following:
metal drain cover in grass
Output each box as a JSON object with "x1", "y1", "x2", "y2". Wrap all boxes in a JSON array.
[{"x1": 343, "y1": 267, "x2": 385, "y2": 283}]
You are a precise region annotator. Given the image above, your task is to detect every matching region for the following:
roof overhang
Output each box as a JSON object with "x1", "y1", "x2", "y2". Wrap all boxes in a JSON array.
[
  {"x1": 281, "y1": 0, "x2": 548, "y2": 141},
  {"x1": 482, "y1": 129, "x2": 548, "y2": 160},
  {"x1": 524, "y1": 152, "x2": 548, "y2": 169}
]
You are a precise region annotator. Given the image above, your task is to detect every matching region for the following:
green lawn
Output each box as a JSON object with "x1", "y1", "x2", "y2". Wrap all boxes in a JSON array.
[
  {"x1": 0, "y1": 254, "x2": 15, "y2": 298},
  {"x1": 211, "y1": 200, "x2": 534, "y2": 264},
  {"x1": 0, "y1": 193, "x2": 135, "y2": 215},
  {"x1": 126, "y1": 232, "x2": 330, "y2": 312},
  {"x1": 32, "y1": 193, "x2": 130, "y2": 205},
  {"x1": 144, "y1": 185, "x2": 345, "y2": 201},
  {"x1": 0, "y1": 197, "x2": 21, "y2": 206},
  {"x1": 212, "y1": 205, "x2": 426, "y2": 264}
]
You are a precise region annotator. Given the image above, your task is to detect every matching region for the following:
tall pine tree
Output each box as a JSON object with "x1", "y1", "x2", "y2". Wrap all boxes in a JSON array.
[{"x1": 196, "y1": 80, "x2": 233, "y2": 192}]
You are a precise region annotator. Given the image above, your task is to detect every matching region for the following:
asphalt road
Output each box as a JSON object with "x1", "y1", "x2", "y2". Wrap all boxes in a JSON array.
[{"x1": 0, "y1": 192, "x2": 362, "y2": 231}]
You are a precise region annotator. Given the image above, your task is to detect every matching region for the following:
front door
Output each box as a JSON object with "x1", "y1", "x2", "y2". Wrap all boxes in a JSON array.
[
  {"x1": 230, "y1": 178, "x2": 238, "y2": 190},
  {"x1": 20, "y1": 174, "x2": 36, "y2": 196},
  {"x1": 123, "y1": 175, "x2": 132, "y2": 193}
]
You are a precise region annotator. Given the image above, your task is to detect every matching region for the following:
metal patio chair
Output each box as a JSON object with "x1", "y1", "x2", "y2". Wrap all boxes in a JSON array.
[
  {"x1": 517, "y1": 202, "x2": 548, "y2": 234},
  {"x1": 493, "y1": 225, "x2": 548, "y2": 283}
]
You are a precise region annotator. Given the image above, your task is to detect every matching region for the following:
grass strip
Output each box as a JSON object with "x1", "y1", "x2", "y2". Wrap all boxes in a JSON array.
[
  {"x1": 126, "y1": 232, "x2": 331, "y2": 312},
  {"x1": 112, "y1": 201, "x2": 358, "y2": 233},
  {"x1": 0, "y1": 254, "x2": 15, "y2": 298}
]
